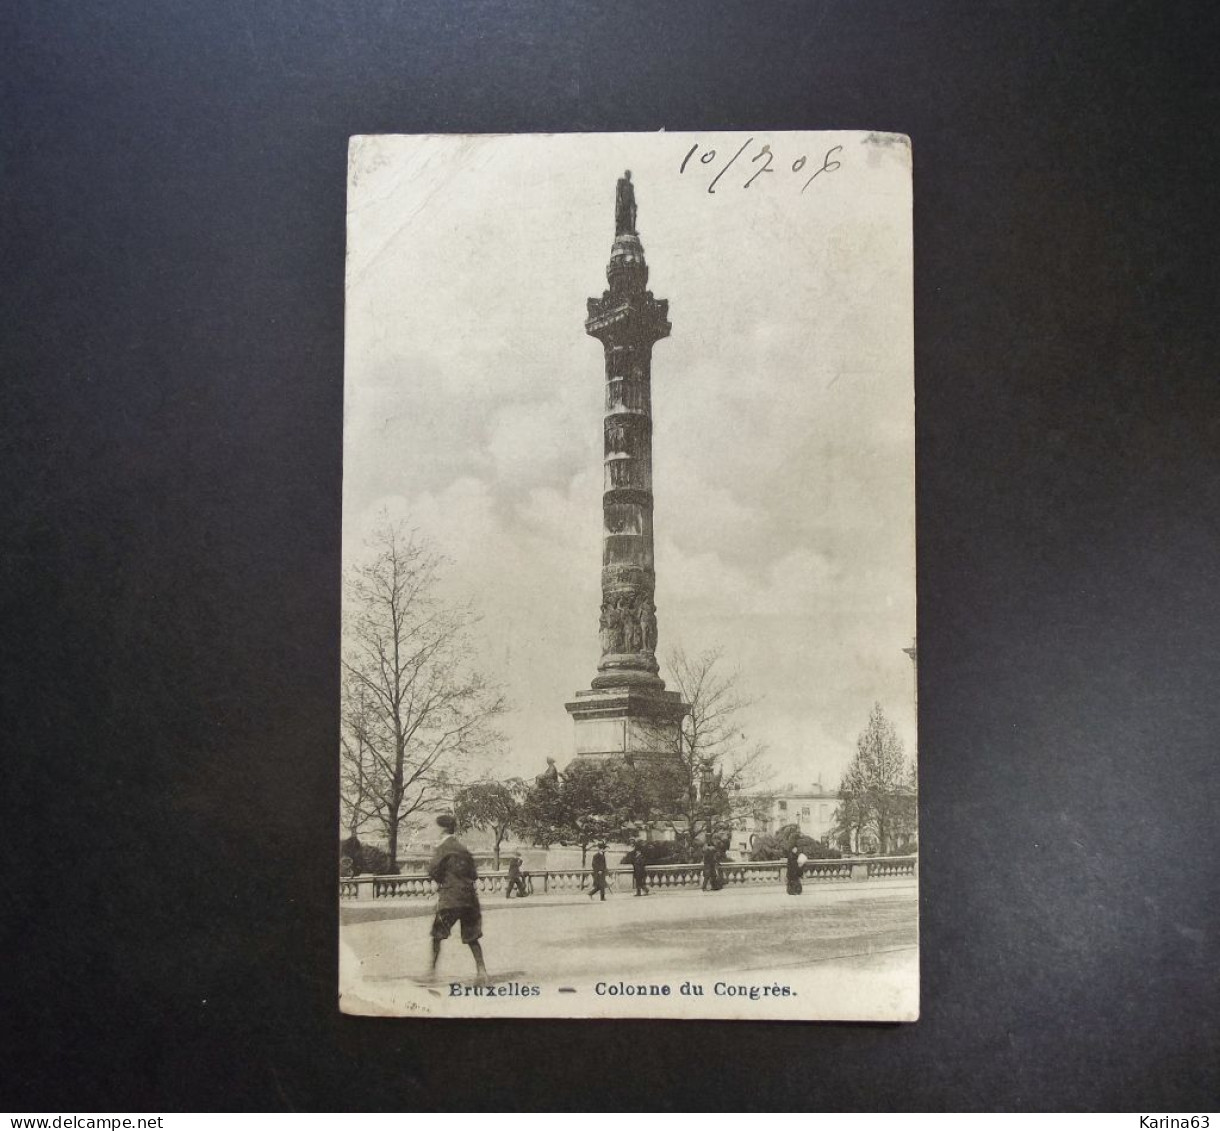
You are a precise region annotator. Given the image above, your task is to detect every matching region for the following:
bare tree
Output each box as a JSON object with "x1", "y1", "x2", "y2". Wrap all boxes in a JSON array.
[
  {"x1": 339, "y1": 677, "x2": 379, "y2": 839},
  {"x1": 340, "y1": 518, "x2": 505, "y2": 868},
  {"x1": 664, "y1": 646, "x2": 770, "y2": 848}
]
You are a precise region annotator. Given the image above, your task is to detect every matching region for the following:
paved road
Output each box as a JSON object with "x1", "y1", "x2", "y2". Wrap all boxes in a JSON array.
[{"x1": 340, "y1": 878, "x2": 919, "y2": 1021}]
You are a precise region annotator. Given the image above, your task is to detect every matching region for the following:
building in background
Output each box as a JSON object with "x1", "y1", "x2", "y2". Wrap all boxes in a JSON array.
[{"x1": 730, "y1": 778, "x2": 841, "y2": 857}]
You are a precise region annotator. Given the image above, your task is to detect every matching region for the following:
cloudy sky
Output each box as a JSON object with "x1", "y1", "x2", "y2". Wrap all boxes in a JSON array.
[{"x1": 343, "y1": 131, "x2": 914, "y2": 790}]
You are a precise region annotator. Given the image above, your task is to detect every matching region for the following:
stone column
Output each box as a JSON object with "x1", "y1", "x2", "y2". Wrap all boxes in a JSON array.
[
  {"x1": 566, "y1": 174, "x2": 688, "y2": 768},
  {"x1": 585, "y1": 186, "x2": 670, "y2": 691}
]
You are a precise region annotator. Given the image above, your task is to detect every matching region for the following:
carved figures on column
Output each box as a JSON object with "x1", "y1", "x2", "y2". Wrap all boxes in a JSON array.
[
  {"x1": 608, "y1": 459, "x2": 636, "y2": 488},
  {"x1": 606, "y1": 419, "x2": 629, "y2": 454},
  {"x1": 599, "y1": 591, "x2": 658, "y2": 655},
  {"x1": 641, "y1": 602, "x2": 657, "y2": 651},
  {"x1": 598, "y1": 600, "x2": 614, "y2": 654}
]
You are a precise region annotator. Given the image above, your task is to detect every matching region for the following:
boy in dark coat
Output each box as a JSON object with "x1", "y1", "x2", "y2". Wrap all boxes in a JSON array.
[{"x1": 427, "y1": 814, "x2": 489, "y2": 982}]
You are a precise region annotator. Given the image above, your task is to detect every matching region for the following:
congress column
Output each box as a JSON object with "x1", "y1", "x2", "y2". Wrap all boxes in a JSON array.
[{"x1": 566, "y1": 172, "x2": 688, "y2": 768}]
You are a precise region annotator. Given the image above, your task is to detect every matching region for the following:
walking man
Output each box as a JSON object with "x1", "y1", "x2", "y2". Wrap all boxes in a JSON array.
[
  {"x1": 427, "y1": 814, "x2": 489, "y2": 983},
  {"x1": 701, "y1": 840, "x2": 720, "y2": 892},
  {"x1": 505, "y1": 853, "x2": 528, "y2": 899},
  {"x1": 715, "y1": 838, "x2": 729, "y2": 889},
  {"x1": 589, "y1": 842, "x2": 610, "y2": 901},
  {"x1": 631, "y1": 840, "x2": 650, "y2": 896}
]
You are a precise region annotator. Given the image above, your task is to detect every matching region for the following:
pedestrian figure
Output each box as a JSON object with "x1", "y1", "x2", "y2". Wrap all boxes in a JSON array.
[
  {"x1": 786, "y1": 845, "x2": 806, "y2": 896},
  {"x1": 589, "y1": 842, "x2": 610, "y2": 901},
  {"x1": 505, "y1": 854, "x2": 528, "y2": 899},
  {"x1": 631, "y1": 840, "x2": 650, "y2": 896},
  {"x1": 713, "y1": 839, "x2": 729, "y2": 890},
  {"x1": 427, "y1": 814, "x2": 489, "y2": 983},
  {"x1": 701, "y1": 840, "x2": 720, "y2": 892}
]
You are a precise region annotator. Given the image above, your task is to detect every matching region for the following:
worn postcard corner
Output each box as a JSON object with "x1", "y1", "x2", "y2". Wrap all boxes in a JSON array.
[{"x1": 339, "y1": 131, "x2": 917, "y2": 1022}]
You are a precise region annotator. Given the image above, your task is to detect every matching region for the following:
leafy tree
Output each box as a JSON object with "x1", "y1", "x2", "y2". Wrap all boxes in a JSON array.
[
  {"x1": 615, "y1": 756, "x2": 686, "y2": 842},
  {"x1": 832, "y1": 702, "x2": 917, "y2": 854},
  {"x1": 519, "y1": 762, "x2": 641, "y2": 866},
  {"x1": 340, "y1": 517, "x2": 505, "y2": 868},
  {"x1": 832, "y1": 756, "x2": 874, "y2": 852},
  {"x1": 453, "y1": 778, "x2": 527, "y2": 868}
]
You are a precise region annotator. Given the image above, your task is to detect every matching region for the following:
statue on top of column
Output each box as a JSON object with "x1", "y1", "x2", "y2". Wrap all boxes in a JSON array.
[{"x1": 615, "y1": 170, "x2": 637, "y2": 236}]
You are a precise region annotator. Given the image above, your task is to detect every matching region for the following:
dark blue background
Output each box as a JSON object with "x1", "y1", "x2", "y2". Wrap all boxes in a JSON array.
[{"x1": 2, "y1": 0, "x2": 1217, "y2": 1111}]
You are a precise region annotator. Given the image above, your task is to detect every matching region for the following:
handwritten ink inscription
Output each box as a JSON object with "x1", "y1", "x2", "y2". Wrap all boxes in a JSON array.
[{"x1": 680, "y1": 137, "x2": 843, "y2": 194}]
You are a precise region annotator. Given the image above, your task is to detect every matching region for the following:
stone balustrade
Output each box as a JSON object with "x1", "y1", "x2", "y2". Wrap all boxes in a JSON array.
[{"x1": 339, "y1": 855, "x2": 917, "y2": 900}]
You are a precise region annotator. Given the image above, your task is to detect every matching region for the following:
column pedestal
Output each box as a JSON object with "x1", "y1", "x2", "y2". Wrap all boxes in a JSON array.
[{"x1": 566, "y1": 686, "x2": 688, "y2": 766}]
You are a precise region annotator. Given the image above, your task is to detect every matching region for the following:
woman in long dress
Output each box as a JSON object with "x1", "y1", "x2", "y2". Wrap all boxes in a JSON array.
[{"x1": 785, "y1": 846, "x2": 804, "y2": 896}]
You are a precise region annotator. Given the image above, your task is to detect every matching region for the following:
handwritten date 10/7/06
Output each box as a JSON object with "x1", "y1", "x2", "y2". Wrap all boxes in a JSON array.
[{"x1": 680, "y1": 138, "x2": 843, "y2": 194}]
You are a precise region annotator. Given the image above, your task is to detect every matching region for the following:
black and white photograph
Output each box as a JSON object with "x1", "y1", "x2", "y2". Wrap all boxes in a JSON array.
[
  {"x1": 6, "y1": 0, "x2": 1220, "y2": 1109},
  {"x1": 338, "y1": 131, "x2": 917, "y2": 1020}
]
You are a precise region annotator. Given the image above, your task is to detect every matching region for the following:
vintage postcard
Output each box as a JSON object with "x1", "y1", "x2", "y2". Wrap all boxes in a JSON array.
[{"x1": 339, "y1": 131, "x2": 917, "y2": 1020}]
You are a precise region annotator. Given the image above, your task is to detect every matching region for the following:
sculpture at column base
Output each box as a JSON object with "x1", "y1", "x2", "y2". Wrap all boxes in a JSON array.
[{"x1": 596, "y1": 590, "x2": 660, "y2": 684}]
